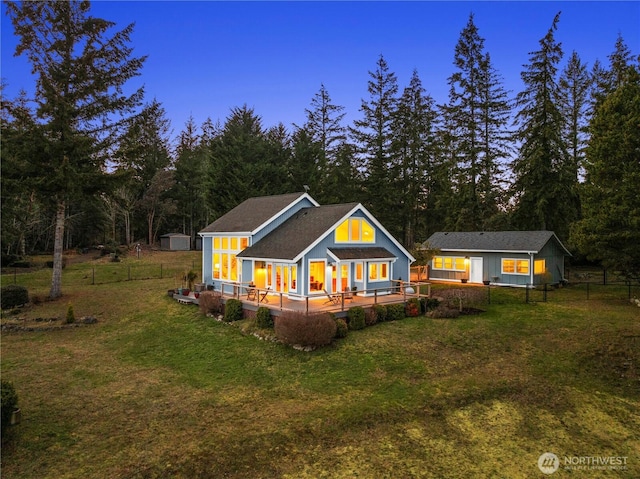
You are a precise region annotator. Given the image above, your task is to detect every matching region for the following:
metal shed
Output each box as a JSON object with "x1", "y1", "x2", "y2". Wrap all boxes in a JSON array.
[{"x1": 160, "y1": 233, "x2": 191, "y2": 251}]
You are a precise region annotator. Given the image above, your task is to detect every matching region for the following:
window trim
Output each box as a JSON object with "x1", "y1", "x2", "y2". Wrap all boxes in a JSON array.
[
  {"x1": 432, "y1": 256, "x2": 467, "y2": 272},
  {"x1": 368, "y1": 261, "x2": 389, "y2": 282},
  {"x1": 501, "y1": 258, "x2": 530, "y2": 275}
]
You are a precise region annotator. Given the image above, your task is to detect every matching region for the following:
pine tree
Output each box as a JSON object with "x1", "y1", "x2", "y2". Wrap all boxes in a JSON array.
[
  {"x1": 511, "y1": 12, "x2": 577, "y2": 240},
  {"x1": 571, "y1": 66, "x2": 640, "y2": 279},
  {"x1": 350, "y1": 55, "x2": 398, "y2": 230},
  {"x1": 6, "y1": 1, "x2": 145, "y2": 298}
]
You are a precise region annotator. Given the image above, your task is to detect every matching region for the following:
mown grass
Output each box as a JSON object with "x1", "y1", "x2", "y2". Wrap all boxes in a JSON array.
[{"x1": 1, "y1": 252, "x2": 639, "y2": 478}]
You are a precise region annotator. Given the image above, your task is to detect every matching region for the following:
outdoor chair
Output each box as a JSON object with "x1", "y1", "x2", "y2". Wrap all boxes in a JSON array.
[
  {"x1": 259, "y1": 287, "x2": 271, "y2": 303},
  {"x1": 245, "y1": 285, "x2": 257, "y2": 301},
  {"x1": 323, "y1": 288, "x2": 341, "y2": 305}
]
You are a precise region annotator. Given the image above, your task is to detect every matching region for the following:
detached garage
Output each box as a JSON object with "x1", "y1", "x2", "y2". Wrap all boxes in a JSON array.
[
  {"x1": 423, "y1": 231, "x2": 571, "y2": 287},
  {"x1": 160, "y1": 233, "x2": 191, "y2": 251}
]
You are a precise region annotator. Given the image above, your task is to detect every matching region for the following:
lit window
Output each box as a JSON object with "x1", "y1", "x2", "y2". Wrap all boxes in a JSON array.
[
  {"x1": 502, "y1": 259, "x2": 529, "y2": 275},
  {"x1": 356, "y1": 263, "x2": 363, "y2": 281},
  {"x1": 368, "y1": 262, "x2": 389, "y2": 282},
  {"x1": 433, "y1": 257, "x2": 443, "y2": 269},
  {"x1": 534, "y1": 259, "x2": 546, "y2": 275},
  {"x1": 221, "y1": 237, "x2": 228, "y2": 250},
  {"x1": 335, "y1": 218, "x2": 375, "y2": 243},
  {"x1": 214, "y1": 237, "x2": 220, "y2": 250},
  {"x1": 213, "y1": 253, "x2": 220, "y2": 279},
  {"x1": 230, "y1": 237, "x2": 238, "y2": 250},
  {"x1": 240, "y1": 237, "x2": 248, "y2": 249}
]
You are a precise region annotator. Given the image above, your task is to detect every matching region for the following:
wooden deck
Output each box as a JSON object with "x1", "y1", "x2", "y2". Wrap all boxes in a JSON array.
[{"x1": 172, "y1": 282, "x2": 431, "y2": 317}]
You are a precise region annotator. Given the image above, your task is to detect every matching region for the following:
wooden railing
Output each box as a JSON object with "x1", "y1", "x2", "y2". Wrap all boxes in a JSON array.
[{"x1": 216, "y1": 280, "x2": 431, "y2": 314}]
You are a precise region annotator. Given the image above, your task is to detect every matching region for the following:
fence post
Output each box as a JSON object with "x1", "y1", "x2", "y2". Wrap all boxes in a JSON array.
[
  {"x1": 628, "y1": 281, "x2": 632, "y2": 301},
  {"x1": 526, "y1": 286, "x2": 530, "y2": 303},
  {"x1": 543, "y1": 283, "x2": 548, "y2": 302},
  {"x1": 92, "y1": 267, "x2": 95, "y2": 285},
  {"x1": 14, "y1": 268, "x2": 17, "y2": 284},
  {"x1": 487, "y1": 284, "x2": 491, "y2": 305},
  {"x1": 128, "y1": 265, "x2": 131, "y2": 281},
  {"x1": 587, "y1": 282, "x2": 590, "y2": 300},
  {"x1": 160, "y1": 263, "x2": 163, "y2": 279}
]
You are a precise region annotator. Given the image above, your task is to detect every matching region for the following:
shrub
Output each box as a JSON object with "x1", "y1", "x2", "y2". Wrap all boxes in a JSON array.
[
  {"x1": 198, "y1": 291, "x2": 223, "y2": 316},
  {"x1": 66, "y1": 303, "x2": 75, "y2": 324},
  {"x1": 439, "y1": 288, "x2": 485, "y2": 312},
  {"x1": 372, "y1": 304, "x2": 387, "y2": 322},
  {"x1": 1, "y1": 380, "x2": 18, "y2": 437},
  {"x1": 255, "y1": 306, "x2": 273, "y2": 328},
  {"x1": 223, "y1": 299, "x2": 243, "y2": 322},
  {"x1": 1, "y1": 285, "x2": 29, "y2": 310},
  {"x1": 335, "y1": 318, "x2": 348, "y2": 338},
  {"x1": 347, "y1": 306, "x2": 366, "y2": 330},
  {"x1": 405, "y1": 298, "x2": 421, "y2": 317},
  {"x1": 420, "y1": 297, "x2": 440, "y2": 313},
  {"x1": 275, "y1": 311, "x2": 337, "y2": 348},
  {"x1": 386, "y1": 303, "x2": 406, "y2": 321}
]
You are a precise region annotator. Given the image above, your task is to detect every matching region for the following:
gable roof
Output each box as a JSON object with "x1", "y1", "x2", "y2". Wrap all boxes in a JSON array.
[
  {"x1": 425, "y1": 231, "x2": 571, "y2": 255},
  {"x1": 199, "y1": 192, "x2": 316, "y2": 234},
  {"x1": 237, "y1": 203, "x2": 359, "y2": 261}
]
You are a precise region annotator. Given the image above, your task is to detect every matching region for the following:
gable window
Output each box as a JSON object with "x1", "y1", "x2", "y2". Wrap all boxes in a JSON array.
[
  {"x1": 502, "y1": 258, "x2": 529, "y2": 275},
  {"x1": 335, "y1": 218, "x2": 375, "y2": 243},
  {"x1": 432, "y1": 256, "x2": 466, "y2": 272}
]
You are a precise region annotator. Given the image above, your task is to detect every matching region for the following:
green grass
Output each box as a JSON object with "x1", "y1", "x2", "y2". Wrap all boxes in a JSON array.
[{"x1": 1, "y1": 252, "x2": 639, "y2": 478}]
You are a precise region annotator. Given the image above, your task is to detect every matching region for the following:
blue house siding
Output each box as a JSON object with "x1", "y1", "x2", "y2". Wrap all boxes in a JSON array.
[{"x1": 200, "y1": 195, "x2": 415, "y2": 299}]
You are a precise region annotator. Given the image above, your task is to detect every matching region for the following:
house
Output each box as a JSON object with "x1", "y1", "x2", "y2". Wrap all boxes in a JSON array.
[
  {"x1": 198, "y1": 192, "x2": 415, "y2": 299},
  {"x1": 160, "y1": 233, "x2": 191, "y2": 251},
  {"x1": 423, "y1": 231, "x2": 571, "y2": 287}
]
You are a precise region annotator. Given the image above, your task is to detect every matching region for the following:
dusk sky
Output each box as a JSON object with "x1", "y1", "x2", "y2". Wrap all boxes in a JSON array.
[{"x1": 2, "y1": 1, "x2": 639, "y2": 141}]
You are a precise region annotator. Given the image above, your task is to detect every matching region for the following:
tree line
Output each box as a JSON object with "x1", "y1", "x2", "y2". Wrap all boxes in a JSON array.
[{"x1": 2, "y1": 2, "x2": 639, "y2": 299}]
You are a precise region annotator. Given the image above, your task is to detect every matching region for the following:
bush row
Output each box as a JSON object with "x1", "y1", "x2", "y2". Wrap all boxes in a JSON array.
[{"x1": 1, "y1": 285, "x2": 29, "y2": 310}]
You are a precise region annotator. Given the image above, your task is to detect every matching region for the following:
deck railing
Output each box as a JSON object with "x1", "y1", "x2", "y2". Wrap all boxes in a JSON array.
[{"x1": 215, "y1": 280, "x2": 432, "y2": 314}]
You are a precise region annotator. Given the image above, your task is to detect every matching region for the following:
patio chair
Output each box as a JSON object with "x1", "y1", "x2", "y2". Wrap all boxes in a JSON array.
[
  {"x1": 259, "y1": 287, "x2": 271, "y2": 303},
  {"x1": 323, "y1": 288, "x2": 341, "y2": 305},
  {"x1": 245, "y1": 285, "x2": 257, "y2": 301}
]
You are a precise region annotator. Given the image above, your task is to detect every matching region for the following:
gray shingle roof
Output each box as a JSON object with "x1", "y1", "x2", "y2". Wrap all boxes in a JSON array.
[
  {"x1": 199, "y1": 192, "x2": 307, "y2": 233},
  {"x1": 425, "y1": 231, "x2": 571, "y2": 254},
  {"x1": 329, "y1": 247, "x2": 395, "y2": 260},
  {"x1": 237, "y1": 203, "x2": 359, "y2": 260}
]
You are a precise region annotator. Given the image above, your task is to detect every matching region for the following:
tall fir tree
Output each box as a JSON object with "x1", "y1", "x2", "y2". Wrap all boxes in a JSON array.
[
  {"x1": 350, "y1": 55, "x2": 399, "y2": 231},
  {"x1": 511, "y1": 12, "x2": 578, "y2": 240},
  {"x1": 390, "y1": 69, "x2": 438, "y2": 247},
  {"x1": 6, "y1": 0, "x2": 145, "y2": 298},
  {"x1": 558, "y1": 51, "x2": 592, "y2": 183},
  {"x1": 443, "y1": 13, "x2": 485, "y2": 230},
  {"x1": 571, "y1": 66, "x2": 640, "y2": 279}
]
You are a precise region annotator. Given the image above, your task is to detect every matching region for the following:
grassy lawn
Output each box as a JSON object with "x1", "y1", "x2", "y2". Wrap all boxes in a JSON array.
[{"x1": 1, "y1": 252, "x2": 639, "y2": 478}]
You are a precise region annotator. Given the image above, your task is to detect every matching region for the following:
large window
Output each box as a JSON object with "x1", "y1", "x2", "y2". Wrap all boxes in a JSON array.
[
  {"x1": 335, "y1": 218, "x2": 375, "y2": 243},
  {"x1": 368, "y1": 262, "x2": 389, "y2": 281},
  {"x1": 212, "y1": 235, "x2": 248, "y2": 281},
  {"x1": 502, "y1": 258, "x2": 529, "y2": 275},
  {"x1": 432, "y1": 256, "x2": 466, "y2": 271}
]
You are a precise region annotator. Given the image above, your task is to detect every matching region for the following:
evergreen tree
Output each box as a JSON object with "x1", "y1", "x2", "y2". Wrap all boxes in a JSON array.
[
  {"x1": 511, "y1": 12, "x2": 577, "y2": 240},
  {"x1": 390, "y1": 70, "x2": 438, "y2": 247},
  {"x1": 571, "y1": 66, "x2": 640, "y2": 279},
  {"x1": 559, "y1": 51, "x2": 591, "y2": 183},
  {"x1": 443, "y1": 13, "x2": 485, "y2": 230},
  {"x1": 6, "y1": 0, "x2": 145, "y2": 298},
  {"x1": 114, "y1": 100, "x2": 172, "y2": 244},
  {"x1": 288, "y1": 127, "x2": 323, "y2": 196},
  {"x1": 350, "y1": 55, "x2": 398, "y2": 230}
]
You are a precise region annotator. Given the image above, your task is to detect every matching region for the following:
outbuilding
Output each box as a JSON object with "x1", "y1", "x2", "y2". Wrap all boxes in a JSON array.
[
  {"x1": 423, "y1": 231, "x2": 571, "y2": 287},
  {"x1": 160, "y1": 233, "x2": 191, "y2": 251}
]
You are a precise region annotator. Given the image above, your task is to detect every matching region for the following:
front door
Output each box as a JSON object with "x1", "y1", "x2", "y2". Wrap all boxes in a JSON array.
[{"x1": 470, "y1": 257, "x2": 483, "y2": 283}]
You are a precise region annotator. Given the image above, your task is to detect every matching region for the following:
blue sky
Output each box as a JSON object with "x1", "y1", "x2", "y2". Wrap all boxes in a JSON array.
[{"x1": 2, "y1": 1, "x2": 639, "y2": 140}]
